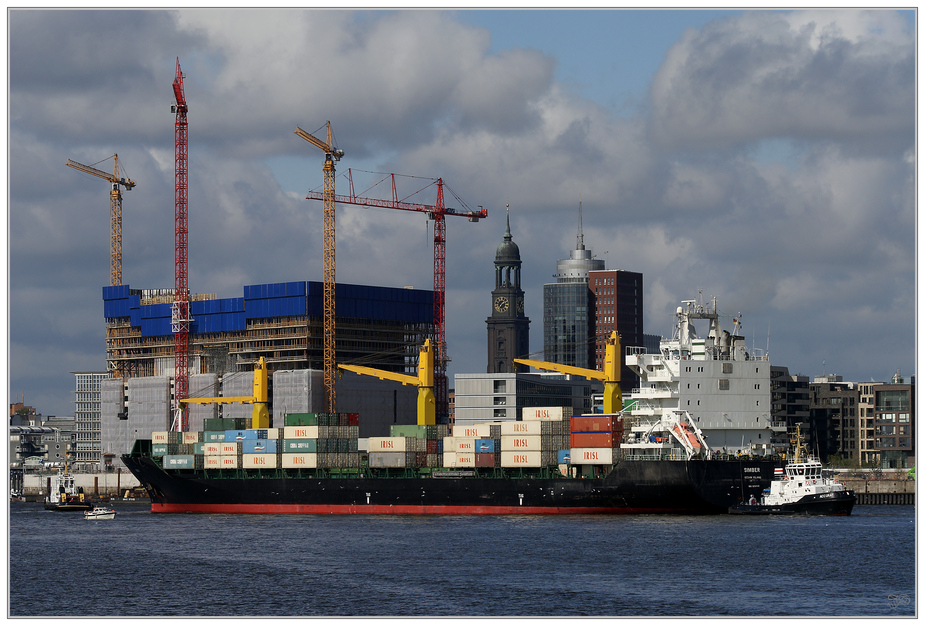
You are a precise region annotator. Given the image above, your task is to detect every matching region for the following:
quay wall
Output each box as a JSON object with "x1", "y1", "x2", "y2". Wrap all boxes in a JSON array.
[
  {"x1": 839, "y1": 478, "x2": 915, "y2": 505},
  {"x1": 23, "y1": 471, "x2": 142, "y2": 499}
]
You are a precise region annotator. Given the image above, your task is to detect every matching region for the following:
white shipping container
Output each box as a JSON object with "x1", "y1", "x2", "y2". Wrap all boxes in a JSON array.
[
  {"x1": 500, "y1": 435, "x2": 543, "y2": 451},
  {"x1": 243, "y1": 453, "x2": 278, "y2": 469},
  {"x1": 151, "y1": 431, "x2": 169, "y2": 444},
  {"x1": 454, "y1": 438, "x2": 476, "y2": 453},
  {"x1": 501, "y1": 421, "x2": 542, "y2": 436},
  {"x1": 204, "y1": 456, "x2": 222, "y2": 468},
  {"x1": 442, "y1": 452, "x2": 476, "y2": 468},
  {"x1": 220, "y1": 442, "x2": 240, "y2": 455},
  {"x1": 522, "y1": 407, "x2": 566, "y2": 421},
  {"x1": 203, "y1": 443, "x2": 222, "y2": 456},
  {"x1": 453, "y1": 424, "x2": 491, "y2": 438},
  {"x1": 570, "y1": 447, "x2": 614, "y2": 465},
  {"x1": 183, "y1": 432, "x2": 200, "y2": 444},
  {"x1": 368, "y1": 437, "x2": 410, "y2": 452},
  {"x1": 500, "y1": 451, "x2": 543, "y2": 467},
  {"x1": 281, "y1": 453, "x2": 317, "y2": 468},
  {"x1": 265, "y1": 428, "x2": 280, "y2": 440},
  {"x1": 218, "y1": 455, "x2": 238, "y2": 469},
  {"x1": 368, "y1": 452, "x2": 407, "y2": 468},
  {"x1": 283, "y1": 425, "x2": 319, "y2": 440}
]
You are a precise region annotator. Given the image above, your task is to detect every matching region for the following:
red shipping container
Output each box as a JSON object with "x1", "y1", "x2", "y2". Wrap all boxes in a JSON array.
[
  {"x1": 426, "y1": 439, "x2": 439, "y2": 454},
  {"x1": 571, "y1": 432, "x2": 613, "y2": 448},
  {"x1": 475, "y1": 453, "x2": 494, "y2": 468},
  {"x1": 571, "y1": 415, "x2": 622, "y2": 433}
]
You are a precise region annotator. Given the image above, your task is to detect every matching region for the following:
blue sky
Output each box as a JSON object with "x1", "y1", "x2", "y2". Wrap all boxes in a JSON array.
[{"x1": 7, "y1": 8, "x2": 916, "y2": 416}]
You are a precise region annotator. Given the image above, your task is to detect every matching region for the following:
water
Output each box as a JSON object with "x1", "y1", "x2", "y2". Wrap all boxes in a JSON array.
[{"x1": 8, "y1": 503, "x2": 915, "y2": 617}]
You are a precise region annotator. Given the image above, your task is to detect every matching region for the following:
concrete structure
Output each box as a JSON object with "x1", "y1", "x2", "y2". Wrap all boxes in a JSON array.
[
  {"x1": 453, "y1": 372, "x2": 598, "y2": 427},
  {"x1": 73, "y1": 371, "x2": 108, "y2": 468}
]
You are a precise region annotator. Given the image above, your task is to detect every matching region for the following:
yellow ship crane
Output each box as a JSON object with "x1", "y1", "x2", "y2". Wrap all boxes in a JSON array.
[
  {"x1": 295, "y1": 122, "x2": 344, "y2": 414},
  {"x1": 514, "y1": 331, "x2": 624, "y2": 414},
  {"x1": 338, "y1": 340, "x2": 436, "y2": 426},
  {"x1": 66, "y1": 154, "x2": 136, "y2": 286},
  {"x1": 179, "y1": 357, "x2": 270, "y2": 429}
]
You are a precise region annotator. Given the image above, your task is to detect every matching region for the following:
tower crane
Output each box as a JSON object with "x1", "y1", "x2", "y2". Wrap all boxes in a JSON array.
[
  {"x1": 306, "y1": 169, "x2": 486, "y2": 423},
  {"x1": 65, "y1": 154, "x2": 136, "y2": 286},
  {"x1": 295, "y1": 122, "x2": 344, "y2": 414},
  {"x1": 171, "y1": 57, "x2": 192, "y2": 432}
]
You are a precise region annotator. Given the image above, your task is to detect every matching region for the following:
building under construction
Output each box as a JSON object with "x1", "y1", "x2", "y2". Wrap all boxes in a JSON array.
[{"x1": 104, "y1": 280, "x2": 433, "y2": 379}]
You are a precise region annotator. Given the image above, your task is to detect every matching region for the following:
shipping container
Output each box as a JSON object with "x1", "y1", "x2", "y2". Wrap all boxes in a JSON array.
[
  {"x1": 203, "y1": 443, "x2": 222, "y2": 456},
  {"x1": 151, "y1": 444, "x2": 169, "y2": 457},
  {"x1": 151, "y1": 431, "x2": 169, "y2": 444},
  {"x1": 243, "y1": 454, "x2": 278, "y2": 469},
  {"x1": 500, "y1": 451, "x2": 543, "y2": 467},
  {"x1": 443, "y1": 452, "x2": 475, "y2": 468},
  {"x1": 368, "y1": 451, "x2": 407, "y2": 468},
  {"x1": 218, "y1": 455, "x2": 239, "y2": 468},
  {"x1": 475, "y1": 452, "x2": 495, "y2": 468},
  {"x1": 522, "y1": 407, "x2": 567, "y2": 421},
  {"x1": 204, "y1": 456, "x2": 222, "y2": 468},
  {"x1": 182, "y1": 432, "x2": 201, "y2": 444},
  {"x1": 224, "y1": 430, "x2": 258, "y2": 442},
  {"x1": 243, "y1": 439, "x2": 278, "y2": 454},
  {"x1": 500, "y1": 435, "x2": 543, "y2": 451},
  {"x1": 220, "y1": 442, "x2": 240, "y2": 455},
  {"x1": 500, "y1": 421, "x2": 542, "y2": 436},
  {"x1": 453, "y1": 424, "x2": 491, "y2": 438},
  {"x1": 368, "y1": 437, "x2": 415, "y2": 452},
  {"x1": 162, "y1": 454, "x2": 198, "y2": 469},
  {"x1": 474, "y1": 438, "x2": 496, "y2": 453},
  {"x1": 193, "y1": 442, "x2": 206, "y2": 455},
  {"x1": 571, "y1": 415, "x2": 622, "y2": 433},
  {"x1": 285, "y1": 413, "x2": 319, "y2": 427},
  {"x1": 557, "y1": 449, "x2": 572, "y2": 464},
  {"x1": 281, "y1": 453, "x2": 317, "y2": 468},
  {"x1": 390, "y1": 424, "x2": 428, "y2": 439},
  {"x1": 202, "y1": 431, "x2": 226, "y2": 443},
  {"x1": 282, "y1": 439, "x2": 317, "y2": 453},
  {"x1": 570, "y1": 432, "x2": 614, "y2": 448},
  {"x1": 570, "y1": 447, "x2": 614, "y2": 464},
  {"x1": 283, "y1": 425, "x2": 319, "y2": 440}
]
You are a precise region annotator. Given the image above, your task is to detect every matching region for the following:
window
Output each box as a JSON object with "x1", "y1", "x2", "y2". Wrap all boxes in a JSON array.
[
  {"x1": 493, "y1": 409, "x2": 507, "y2": 418},
  {"x1": 719, "y1": 379, "x2": 730, "y2": 391},
  {"x1": 493, "y1": 380, "x2": 506, "y2": 393},
  {"x1": 723, "y1": 363, "x2": 733, "y2": 374}
]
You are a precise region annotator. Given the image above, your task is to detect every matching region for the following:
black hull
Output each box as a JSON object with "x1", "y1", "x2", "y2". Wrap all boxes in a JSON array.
[
  {"x1": 44, "y1": 501, "x2": 94, "y2": 512},
  {"x1": 122, "y1": 454, "x2": 781, "y2": 515},
  {"x1": 728, "y1": 491, "x2": 856, "y2": 516}
]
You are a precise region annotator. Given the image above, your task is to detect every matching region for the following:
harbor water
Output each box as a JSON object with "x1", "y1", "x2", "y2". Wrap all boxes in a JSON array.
[{"x1": 8, "y1": 502, "x2": 915, "y2": 617}]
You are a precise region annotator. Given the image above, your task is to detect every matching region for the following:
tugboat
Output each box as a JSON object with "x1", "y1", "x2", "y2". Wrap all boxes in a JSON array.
[
  {"x1": 43, "y1": 469, "x2": 93, "y2": 512},
  {"x1": 729, "y1": 426, "x2": 856, "y2": 516}
]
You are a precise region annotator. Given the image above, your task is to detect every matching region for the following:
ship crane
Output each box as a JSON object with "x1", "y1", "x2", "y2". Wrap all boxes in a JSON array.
[
  {"x1": 515, "y1": 331, "x2": 624, "y2": 414},
  {"x1": 307, "y1": 169, "x2": 487, "y2": 423},
  {"x1": 179, "y1": 357, "x2": 270, "y2": 429},
  {"x1": 65, "y1": 155, "x2": 136, "y2": 286},
  {"x1": 172, "y1": 57, "x2": 192, "y2": 432},
  {"x1": 295, "y1": 122, "x2": 344, "y2": 414},
  {"x1": 339, "y1": 340, "x2": 436, "y2": 426}
]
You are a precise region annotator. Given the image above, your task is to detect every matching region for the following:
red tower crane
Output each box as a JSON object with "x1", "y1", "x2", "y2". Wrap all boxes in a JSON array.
[
  {"x1": 306, "y1": 170, "x2": 486, "y2": 422},
  {"x1": 171, "y1": 58, "x2": 191, "y2": 432}
]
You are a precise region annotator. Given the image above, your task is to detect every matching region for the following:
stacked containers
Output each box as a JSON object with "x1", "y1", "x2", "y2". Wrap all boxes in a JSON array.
[
  {"x1": 570, "y1": 415, "x2": 623, "y2": 465},
  {"x1": 368, "y1": 424, "x2": 449, "y2": 468}
]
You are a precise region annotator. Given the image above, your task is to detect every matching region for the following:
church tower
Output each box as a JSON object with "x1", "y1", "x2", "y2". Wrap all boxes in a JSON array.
[{"x1": 487, "y1": 206, "x2": 530, "y2": 373}]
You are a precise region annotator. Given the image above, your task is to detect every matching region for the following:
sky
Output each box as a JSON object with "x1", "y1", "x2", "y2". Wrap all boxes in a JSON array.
[{"x1": 6, "y1": 8, "x2": 917, "y2": 417}]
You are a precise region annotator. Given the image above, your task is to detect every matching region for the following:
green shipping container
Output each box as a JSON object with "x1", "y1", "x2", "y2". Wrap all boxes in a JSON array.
[
  {"x1": 152, "y1": 444, "x2": 168, "y2": 457},
  {"x1": 285, "y1": 413, "x2": 319, "y2": 427},
  {"x1": 203, "y1": 431, "x2": 226, "y2": 442},
  {"x1": 283, "y1": 439, "x2": 318, "y2": 453},
  {"x1": 390, "y1": 424, "x2": 428, "y2": 439}
]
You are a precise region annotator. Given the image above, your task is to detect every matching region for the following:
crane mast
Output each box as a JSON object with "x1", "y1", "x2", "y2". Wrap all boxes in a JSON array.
[
  {"x1": 171, "y1": 58, "x2": 192, "y2": 432},
  {"x1": 306, "y1": 170, "x2": 486, "y2": 422},
  {"x1": 295, "y1": 123, "x2": 344, "y2": 413},
  {"x1": 65, "y1": 155, "x2": 136, "y2": 286}
]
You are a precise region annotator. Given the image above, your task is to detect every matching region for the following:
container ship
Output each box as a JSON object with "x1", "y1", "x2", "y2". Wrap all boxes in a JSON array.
[{"x1": 122, "y1": 297, "x2": 784, "y2": 515}]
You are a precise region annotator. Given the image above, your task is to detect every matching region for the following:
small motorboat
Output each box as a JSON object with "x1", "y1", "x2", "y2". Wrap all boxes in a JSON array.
[{"x1": 84, "y1": 506, "x2": 117, "y2": 520}]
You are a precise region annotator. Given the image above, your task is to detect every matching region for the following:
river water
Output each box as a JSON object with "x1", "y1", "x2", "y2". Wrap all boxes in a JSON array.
[{"x1": 7, "y1": 502, "x2": 915, "y2": 617}]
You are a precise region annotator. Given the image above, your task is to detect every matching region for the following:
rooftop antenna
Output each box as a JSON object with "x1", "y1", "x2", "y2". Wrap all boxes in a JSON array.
[{"x1": 576, "y1": 194, "x2": 585, "y2": 251}]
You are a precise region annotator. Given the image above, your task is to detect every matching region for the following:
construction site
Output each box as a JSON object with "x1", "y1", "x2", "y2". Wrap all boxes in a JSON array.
[{"x1": 74, "y1": 59, "x2": 486, "y2": 468}]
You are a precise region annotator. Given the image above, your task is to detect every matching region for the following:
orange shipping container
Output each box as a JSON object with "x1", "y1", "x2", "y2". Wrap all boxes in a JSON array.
[
  {"x1": 570, "y1": 432, "x2": 613, "y2": 448},
  {"x1": 571, "y1": 415, "x2": 622, "y2": 433}
]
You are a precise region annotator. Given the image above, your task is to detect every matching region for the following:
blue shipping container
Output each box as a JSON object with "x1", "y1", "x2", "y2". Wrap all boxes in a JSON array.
[
  {"x1": 558, "y1": 450, "x2": 572, "y2": 464},
  {"x1": 243, "y1": 439, "x2": 278, "y2": 454},
  {"x1": 224, "y1": 430, "x2": 258, "y2": 442},
  {"x1": 475, "y1": 438, "x2": 495, "y2": 453}
]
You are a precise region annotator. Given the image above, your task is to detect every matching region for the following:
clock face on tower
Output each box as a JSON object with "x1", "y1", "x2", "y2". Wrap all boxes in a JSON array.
[{"x1": 494, "y1": 296, "x2": 509, "y2": 312}]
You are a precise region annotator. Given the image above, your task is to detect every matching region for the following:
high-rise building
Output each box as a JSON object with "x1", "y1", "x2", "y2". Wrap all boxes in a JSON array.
[
  {"x1": 486, "y1": 208, "x2": 530, "y2": 373},
  {"x1": 73, "y1": 371, "x2": 108, "y2": 469},
  {"x1": 589, "y1": 269, "x2": 643, "y2": 390}
]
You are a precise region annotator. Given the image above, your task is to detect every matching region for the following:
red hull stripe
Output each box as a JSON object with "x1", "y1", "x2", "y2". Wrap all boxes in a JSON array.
[{"x1": 151, "y1": 503, "x2": 685, "y2": 515}]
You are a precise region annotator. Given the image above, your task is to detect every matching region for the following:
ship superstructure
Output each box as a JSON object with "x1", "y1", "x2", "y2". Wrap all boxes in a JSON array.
[{"x1": 622, "y1": 297, "x2": 785, "y2": 460}]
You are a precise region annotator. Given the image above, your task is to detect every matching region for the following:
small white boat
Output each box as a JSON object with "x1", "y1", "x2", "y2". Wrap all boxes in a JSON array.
[{"x1": 84, "y1": 506, "x2": 117, "y2": 520}]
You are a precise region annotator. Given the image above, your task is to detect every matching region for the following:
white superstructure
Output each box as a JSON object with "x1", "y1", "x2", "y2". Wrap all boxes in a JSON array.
[{"x1": 621, "y1": 297, "x2": 785, "y2": 459}]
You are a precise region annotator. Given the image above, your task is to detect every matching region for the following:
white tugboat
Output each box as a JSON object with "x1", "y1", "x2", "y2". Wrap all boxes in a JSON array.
[{"x1": 729, "y1": 425, "x2": 856, "y2": 515}]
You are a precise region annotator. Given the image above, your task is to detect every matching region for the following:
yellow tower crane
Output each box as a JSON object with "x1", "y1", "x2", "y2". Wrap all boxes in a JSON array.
[
  {"x1": 514, "y1": 331, "x2": 624, "y2": 414},
  {"x1": 295, "y1": 122, "x2": 344, "y2": 414},
  {"x1": 179, "y1": 357, "x2": 270, "y2": 429},
  {"x1": 338, "y1": 340, "x2": 436, "y2": 426},
  {"x1": 66, "y1": 154, "x2": 136, "y2": 286}
]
